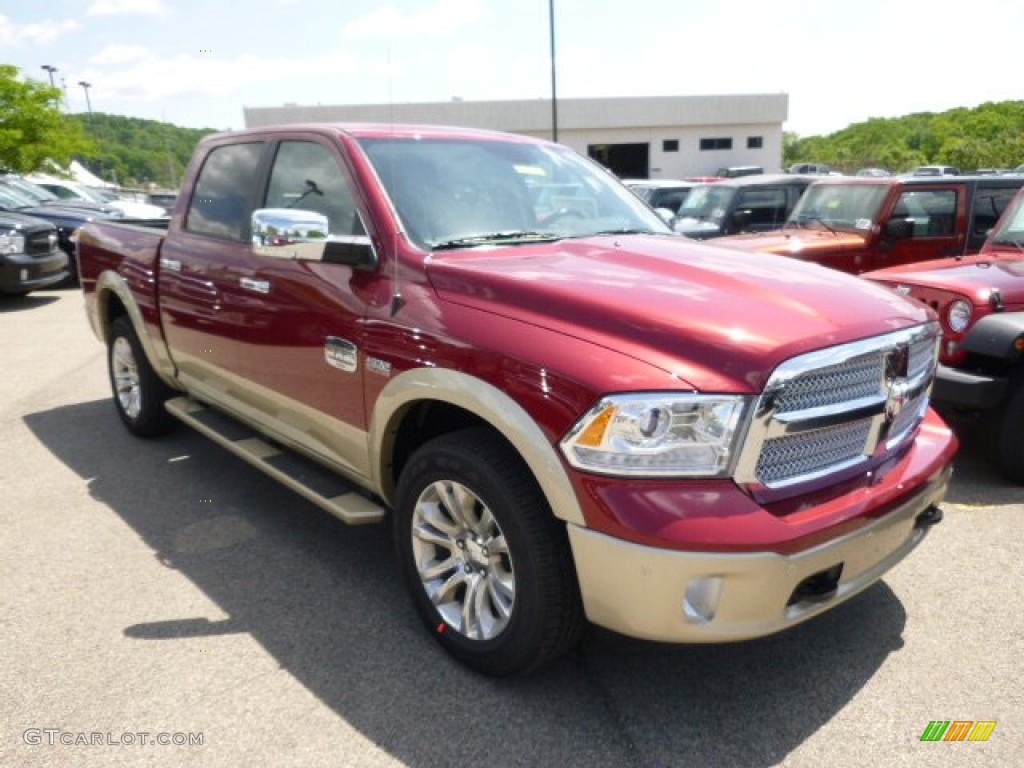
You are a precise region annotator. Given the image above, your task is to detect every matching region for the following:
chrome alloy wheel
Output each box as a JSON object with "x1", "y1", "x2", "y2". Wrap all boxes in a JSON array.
[
  {"x1": 411, "y1": 480, "x2": 516, "y2": 641},
  {"x1": 111, "y1": 336, "x2": 142, "y2": 419}
]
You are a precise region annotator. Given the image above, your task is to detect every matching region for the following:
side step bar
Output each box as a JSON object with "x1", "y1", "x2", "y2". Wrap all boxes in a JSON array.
[{"x1": 165, "y1": 396, "x2": 386, "y2": 525}]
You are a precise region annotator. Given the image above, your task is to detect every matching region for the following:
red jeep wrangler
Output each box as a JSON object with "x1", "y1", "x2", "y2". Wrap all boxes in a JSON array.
[{"x1": 865, "y1": 186, "x2": 1024, "y2": 482}]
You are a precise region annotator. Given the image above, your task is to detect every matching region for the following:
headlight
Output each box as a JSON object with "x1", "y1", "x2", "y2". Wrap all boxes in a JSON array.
[
  {"x1": 947, "y1": 300, "x2": 972, "y2": 333},
  {"x1": 0, "y1": 231, "x2": 26, "y2": 255},
  {"x1": 560, "y1": 393, "x2": 751, "y2": 477}
]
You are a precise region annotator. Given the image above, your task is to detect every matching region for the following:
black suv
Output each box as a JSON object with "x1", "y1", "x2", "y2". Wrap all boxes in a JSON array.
[
  {"x1": 672, "y1": 174, "x2": 815, "y2": 239},
  {"x1": 0, "y1": 211, "x2": 68, "y2": 295}
]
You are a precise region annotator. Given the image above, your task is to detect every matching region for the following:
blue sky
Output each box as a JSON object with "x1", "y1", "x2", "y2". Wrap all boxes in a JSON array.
[{"x1": 3, "y1": 0, "x2": 1023, "y2": 136}]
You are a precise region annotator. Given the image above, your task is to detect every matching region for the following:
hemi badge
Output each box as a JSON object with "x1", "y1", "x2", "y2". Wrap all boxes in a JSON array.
[
  {"x1": 366, "y1": 357, "x2": 392, "y2": 377},
  {"x1": 325, "y1": 337, "x2": 358, "y2": 373}
]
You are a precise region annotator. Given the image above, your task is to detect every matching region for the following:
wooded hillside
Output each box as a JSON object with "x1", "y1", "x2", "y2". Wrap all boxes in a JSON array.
[
  {"x1": 784, "y1": 101, "x2": 1024, "y2": 173},
  {"x1": 69, "y1": 113, "x2": 214, "y2": 189}
]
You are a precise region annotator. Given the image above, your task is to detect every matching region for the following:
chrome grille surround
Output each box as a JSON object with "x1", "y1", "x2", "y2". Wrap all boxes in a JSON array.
[{"x1": 735, "y1": 323, "x2": 940, "y2": 491}]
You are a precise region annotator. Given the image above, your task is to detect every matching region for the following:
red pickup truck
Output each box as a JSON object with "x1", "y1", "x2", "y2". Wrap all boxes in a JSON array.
[
  {"x1": 864, "y1": 186, "x2": 1024, "y2": 483},
  {"x1": 712, "y1": 175, "x2": 1024, "y2": 273},
  {"x1": 79, "y1": 124, "x2": 957, "y2": 675}
]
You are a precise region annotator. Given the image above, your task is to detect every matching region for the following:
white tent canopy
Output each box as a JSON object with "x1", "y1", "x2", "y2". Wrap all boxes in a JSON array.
[{"x1": 33, "y1": 160, "x2": 116, "y2": 189}]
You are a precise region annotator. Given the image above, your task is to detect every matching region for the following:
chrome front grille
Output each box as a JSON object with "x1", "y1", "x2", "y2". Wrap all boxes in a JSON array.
[
  {"x1": 773, "y1": 353, "x2": 884, "y2": 414},
  {"x1": 756, "y1": 418, "x2": 874, "y2": 486},
  {"x1": 26, "y1": 231, "x2": 57, "y2": 256},
  {"x1": 736, "y1": 323, "x2": 940, "y2": 491}
]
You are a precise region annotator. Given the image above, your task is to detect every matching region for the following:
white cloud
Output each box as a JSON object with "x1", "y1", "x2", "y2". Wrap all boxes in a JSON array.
[
  {"x1": 87, "y1": 0, "x2": 165, "y2": 16},
  {"x1": 91, "y1": 44, "x2": 152, "y2": 65},
  {"x1": 0, "y1": 15, "x2": 79, "y2": 46},
  {"x1": 343, "y1": 0, "x2": 486, "y2": 40},
  {"x1": 75, "y1": 50, "x2": 367, "y2": 103}
]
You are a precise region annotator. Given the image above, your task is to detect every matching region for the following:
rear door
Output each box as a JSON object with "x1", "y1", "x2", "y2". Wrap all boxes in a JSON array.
[
  {"x1": 158, "y1": 140, "x2": 266, "y2": 404},
  {"x1": 968, "y1": 181, "x2": 1024, "y2": 252}
]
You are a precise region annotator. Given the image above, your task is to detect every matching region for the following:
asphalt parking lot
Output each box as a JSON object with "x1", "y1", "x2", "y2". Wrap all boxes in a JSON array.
[{"x1": 2, "y1": 287, "x2": 1021, "y2": 768}]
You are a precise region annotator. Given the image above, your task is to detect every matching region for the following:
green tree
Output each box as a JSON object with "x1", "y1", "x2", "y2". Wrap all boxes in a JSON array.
[
  {"x1": 0, "y1": 64, "x2": 94, "y2": 173},
  {"x1": 67, "y1": 112, "x2": 214, "y2": 188},
  {"x1": 786, "y1": 100, "x2": 1024, "y2": 173}
]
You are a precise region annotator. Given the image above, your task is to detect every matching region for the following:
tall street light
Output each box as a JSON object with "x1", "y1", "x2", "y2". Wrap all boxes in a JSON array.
[
  {"x1": 41, "y1": 64, "x2": 58, "y2": 88},
  {"x1": 78, "y1": 81, "x2": 93, "y2": 117},
  {"x1": 549, "y1": 0, "x2": 558, "y2": 143}
]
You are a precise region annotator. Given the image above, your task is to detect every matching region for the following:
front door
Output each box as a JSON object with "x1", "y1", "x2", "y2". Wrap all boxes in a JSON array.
[
  {"x1": 875, "y1": 185, "x2": 964, "y2": 269},
  {"x1": 223, "y1": 138, "x2": 376, "y2": 477}
]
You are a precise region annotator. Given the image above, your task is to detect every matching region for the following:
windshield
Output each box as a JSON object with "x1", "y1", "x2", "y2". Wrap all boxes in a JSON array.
[
  {"x1": 989, "y1": 193, "x2": 1024, "y2": 246},
  {"x1": 0, "y1": 182, "x2": 37, "y2": 208},
  {"x1": 675, "y1": 185, "x2": 735, "y2": 222},
  {"x1": 357, "y1": 137, "x2": 670, "y2": 249},
  {"x1": 788, "y1": 184, "x2": 888, "y2": 232},
  {"x1": 3, "y1": 177, "x2": 60, "y2": 203}
]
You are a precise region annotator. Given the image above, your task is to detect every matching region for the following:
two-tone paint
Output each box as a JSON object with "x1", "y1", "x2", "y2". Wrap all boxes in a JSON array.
[{"x1": 78, "y1": 123, "x2": 959, "y2": 643}]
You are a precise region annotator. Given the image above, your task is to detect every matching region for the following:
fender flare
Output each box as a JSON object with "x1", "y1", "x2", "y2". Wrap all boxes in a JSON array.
[
  {"x1": 962, "y1": 312, "x2": 1024, "y2": 361},
  {"x1": 94, "y1": 270, "x2": 180, "y2": 390},
  {"x1": 369, "y1": 368, "x2": 585, "y2": 526}
]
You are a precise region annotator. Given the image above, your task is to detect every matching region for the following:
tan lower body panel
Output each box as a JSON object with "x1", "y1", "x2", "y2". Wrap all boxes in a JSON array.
[{"x1": 567, "y1": 466, "x2": 950, "y2": 643}]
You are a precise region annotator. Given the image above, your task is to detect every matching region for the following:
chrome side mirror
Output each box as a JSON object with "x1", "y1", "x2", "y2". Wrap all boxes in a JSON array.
[{"x1": 251, "y1": 208, "x2": 377, "y2": 269}]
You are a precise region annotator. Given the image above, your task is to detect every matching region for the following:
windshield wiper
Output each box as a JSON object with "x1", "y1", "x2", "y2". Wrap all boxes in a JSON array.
[
  {"x1": 432, "y1": 231, "x2": 564, "y2": 250},
  {"x1": 791, "y1": 214, "x2": 838, "y2": 235},
  {"x1": 590, "y1": 228, "x2": 658, "y2": 236}
]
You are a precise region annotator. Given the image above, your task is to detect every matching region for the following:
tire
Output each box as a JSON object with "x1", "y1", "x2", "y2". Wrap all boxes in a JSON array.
[
  {"x1": 107, "y1": 315, "x2": 177, "y2": 437},
  {"x1": 394, "y1": 429, "x2": 583, "y2": 676},
  {"x1": 993, "y1": 379, "x2": 1024, "y2": 484}
]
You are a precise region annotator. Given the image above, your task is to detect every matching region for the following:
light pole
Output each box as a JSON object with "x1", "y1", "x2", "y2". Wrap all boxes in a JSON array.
[
  {"x1": 78, "y1": 81, "x2": 93, "y2": 117},
  {"x1": 548, "y1": 0, "x2": 558, "y2": 143},
  {"x1": 41, "y1": 64, "x2": 58, "y2": 88}
]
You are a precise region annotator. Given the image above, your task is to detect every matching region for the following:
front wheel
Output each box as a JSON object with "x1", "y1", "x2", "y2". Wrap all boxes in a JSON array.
[
  {"x1": 394, "y1": 429, "x2": 583, "y2": 676},
  {"x1": 107, "y1": 315, "x2": 177, "y2": 437},
  {"x1": 994, "y1": 380, "x2": 1024, "y2": 483}
]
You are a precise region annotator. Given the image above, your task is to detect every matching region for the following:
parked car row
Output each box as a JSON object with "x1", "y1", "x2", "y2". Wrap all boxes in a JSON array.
[
  {"x1": 0, "y1": 173, "x2": 176, "y2": 294},
  {"x1": 622, "y1": 167, "x2": 1024, "y2": 482},
  {"x1": 28, "y1": 176, "x2": 169, "y2": 219}
]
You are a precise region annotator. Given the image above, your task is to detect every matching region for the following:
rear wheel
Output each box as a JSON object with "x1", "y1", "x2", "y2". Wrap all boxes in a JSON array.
[
  {"x1": 394, "y1": 429, "x2": 583, "y2": 676},
  {"x1": 108, "y1": 315, "x2": 177, "y2": 437}
]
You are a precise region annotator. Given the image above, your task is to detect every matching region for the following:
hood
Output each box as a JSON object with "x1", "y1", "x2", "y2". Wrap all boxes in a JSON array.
[
  {"x1": 426, "y1": 234, "x2": 931, "y2": 393},
  {"x1": 0, "y1": 209, "x2": 59, "y2": 233},
  {"x1": 712, "y1": 228, "x2": 868, "y2": 257},
  {"x1": 9, "y1": 204, "x2": 100, "y2": 227},
  {"x1": 866, "y1": 253, "x2": 1024, "y2": 308}
]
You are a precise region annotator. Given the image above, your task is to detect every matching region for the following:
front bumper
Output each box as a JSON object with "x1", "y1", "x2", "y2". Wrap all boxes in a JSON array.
[
  {"x1": 932, "y1": 363, "x2": 1006, "y2": 410},
  {"x1": 0, "y1": 250, "x2": 69, "y2": 294},
  {"x1": 567, "y1": 441, "x2": 953, "y2": 644}
]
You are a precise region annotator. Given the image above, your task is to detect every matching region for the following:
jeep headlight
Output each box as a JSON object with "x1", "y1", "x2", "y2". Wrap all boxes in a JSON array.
[
  {"x1": 560, "y1": 393, "x2": 751, "y2": 477},
  {"x1": 0, "y1": 231, "x2": 25, "y2": 255},
  {"x1": 946, "y1": 299, "x2": 972, "y2": 333}
]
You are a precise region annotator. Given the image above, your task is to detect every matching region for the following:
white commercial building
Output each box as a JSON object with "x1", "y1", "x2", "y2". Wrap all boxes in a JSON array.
[{"x1": 243, "y1": 93, "x2": 788, "y2": 179}]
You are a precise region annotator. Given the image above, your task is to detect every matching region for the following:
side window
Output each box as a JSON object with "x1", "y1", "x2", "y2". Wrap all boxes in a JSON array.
[
  {"x1": 186, "y1": 142, "x2": 263, "y2": 240},
  {"x1": 971, "y1": 186, "x2": 1017, "y2": 240},
  {"x1": 264, "y1": 141, "x2": 363, "y2": 236},
  {"x1": 735, "y1": 188, "x2": 787, "y2": 230},
  {"x1": 891, "y1": 190, "x2": 957, "y2": 237}
]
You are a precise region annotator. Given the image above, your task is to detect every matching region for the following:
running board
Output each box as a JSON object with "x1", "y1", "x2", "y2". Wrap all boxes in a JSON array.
[{"x1": 164, "y1": 397, "x2": 386, "y2": 525}]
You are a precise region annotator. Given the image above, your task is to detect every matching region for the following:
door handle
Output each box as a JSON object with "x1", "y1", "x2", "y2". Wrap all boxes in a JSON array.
[
  {"x1": 159, "y1": 257, "x2": 182, "y2": 272},
  {"x1": 239, "y1": 277, "x2": 271, "y2": 294}
]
